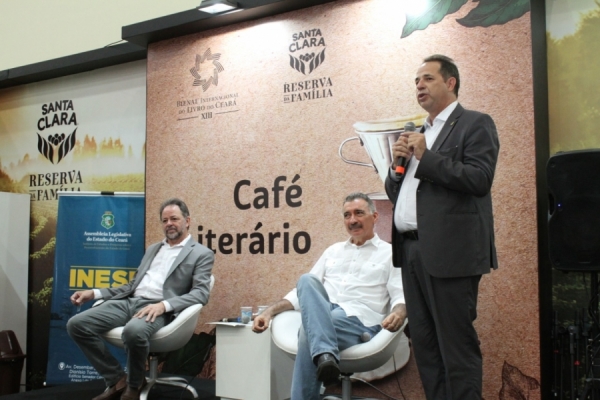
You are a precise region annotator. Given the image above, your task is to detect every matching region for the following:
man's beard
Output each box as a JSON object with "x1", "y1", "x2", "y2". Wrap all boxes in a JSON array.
[{"x1": 165, "y1": 228, "x2": 182, "y2": 240}]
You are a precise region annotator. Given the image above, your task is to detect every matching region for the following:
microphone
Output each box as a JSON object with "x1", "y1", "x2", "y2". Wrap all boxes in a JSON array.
[{"x1": 395, "y1": 121, "x2": 416, "y2": 177}]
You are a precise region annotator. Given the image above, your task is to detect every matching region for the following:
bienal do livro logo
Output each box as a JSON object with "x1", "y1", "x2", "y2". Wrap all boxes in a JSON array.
[
  {"x1": 101, "y1": 211, "x2": 115, "y2": 230},
  {"x1": 189, "y1": 48, "x2": 224, "y2": 92},
  {"x1": 288, "y1": 28, "x2": 326, "y2": 75},
  {"x1": 36, "y1": 100, "x2": 78, "y2": 164}
]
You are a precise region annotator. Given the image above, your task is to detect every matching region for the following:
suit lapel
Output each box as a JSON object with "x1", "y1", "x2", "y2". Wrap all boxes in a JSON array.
[
  {"x1": 129, "y1": 243, "x2": 163, "y2": 290},
  {"x1": 431, "y1": 103, "x2": 464, "y2": 152}
]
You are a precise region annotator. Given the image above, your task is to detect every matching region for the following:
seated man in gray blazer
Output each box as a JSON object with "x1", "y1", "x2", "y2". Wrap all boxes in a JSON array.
[{"x1": 67, "y1": 198, "x2": 214, "y2": 400}]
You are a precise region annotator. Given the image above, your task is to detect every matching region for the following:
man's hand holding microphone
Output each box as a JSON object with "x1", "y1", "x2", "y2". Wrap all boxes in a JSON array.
[{"x1": 392, "y1": 122, "x2": 427, "y2": 176}]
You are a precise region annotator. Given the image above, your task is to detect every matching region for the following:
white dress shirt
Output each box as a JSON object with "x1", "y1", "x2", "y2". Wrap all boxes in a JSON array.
[
  {"x1": 391, "y1": 101, "x2": 458, "y2": 232},
  {"x1": 93, "y1": 234, "x2": 191, "y2": 312},
  {"x1": 284, "y1": 234, "x2": 404, "y2": 327}
]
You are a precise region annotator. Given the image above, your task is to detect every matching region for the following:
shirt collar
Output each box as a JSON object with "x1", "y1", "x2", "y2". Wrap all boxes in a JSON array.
[
  {"x1": 345, "y1": 234, "x2": 381, "y2": 249},
  {"x1": 162, "y1": 233, "x2": 191, "y2": 248},
  {"x1": 425, "y1": 100, "x2": 458, "y2": 129}
]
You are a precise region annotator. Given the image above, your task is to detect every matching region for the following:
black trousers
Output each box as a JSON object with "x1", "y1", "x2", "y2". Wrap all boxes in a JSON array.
[{"x1": 399, "y1": 238, "x2": 482, "y2": 400}]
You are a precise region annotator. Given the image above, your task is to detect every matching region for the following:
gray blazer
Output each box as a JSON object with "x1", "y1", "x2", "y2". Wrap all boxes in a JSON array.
[
  {"x1": 385, "y1": 103, "x2": 499, "y2": 278},
  {"x1": 99, "y1": 238, "x2": 214, "y2": 313}
]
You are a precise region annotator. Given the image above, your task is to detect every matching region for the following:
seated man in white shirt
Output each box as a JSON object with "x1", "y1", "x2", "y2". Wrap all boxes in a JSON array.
[
  {"x1": 252, "y1": 192, "x2": 406, "y2": 400},
  {"x1": 67, "y1": 198, "x2": 214, "y2": 400}
]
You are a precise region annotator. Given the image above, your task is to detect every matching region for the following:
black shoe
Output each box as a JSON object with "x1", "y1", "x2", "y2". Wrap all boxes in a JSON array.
[{"x1": 316, "y1": 353, "x2": 340, "y2": 386}]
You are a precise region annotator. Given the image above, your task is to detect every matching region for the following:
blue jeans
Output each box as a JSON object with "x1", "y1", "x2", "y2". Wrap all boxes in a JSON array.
[{"x1": 291, "y1": 274, "x2": 381, "y2": 400}]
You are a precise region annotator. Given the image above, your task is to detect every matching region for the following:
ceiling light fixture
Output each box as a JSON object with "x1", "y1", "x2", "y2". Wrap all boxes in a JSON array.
[{"x1": 197, "y1": 0, "x2": 238, "y2": 14}]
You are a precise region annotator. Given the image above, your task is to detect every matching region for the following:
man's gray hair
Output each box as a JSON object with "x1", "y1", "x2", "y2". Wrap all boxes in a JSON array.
[
  {"x1": 159, "y1": 198, "x2": 190, "y2": 219},
  {"x1": 343, "y1": 192, "x2": 376, "y2": 214}
]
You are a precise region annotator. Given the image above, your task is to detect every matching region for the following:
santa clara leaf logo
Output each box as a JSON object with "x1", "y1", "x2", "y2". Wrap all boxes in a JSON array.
[
  {"x1": 289, "y1": 49, "x2": 326, "y2": 75},
  {"x1": 37, "y1": 128, "x2": 77, "y2": 164}
]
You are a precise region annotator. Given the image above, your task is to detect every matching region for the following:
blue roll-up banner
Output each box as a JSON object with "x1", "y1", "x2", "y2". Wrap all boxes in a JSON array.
[{"x1": 46, "y1": 192, "x2": 145, "y2": 385}]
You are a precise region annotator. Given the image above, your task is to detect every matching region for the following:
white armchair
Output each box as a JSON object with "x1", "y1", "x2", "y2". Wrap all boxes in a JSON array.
[
  {"x1": 101, "y1": 275, "x2": 214, "y2": 400},
  {"x1": 270, "y1": 310, "x2": 410, "y2": 400}
]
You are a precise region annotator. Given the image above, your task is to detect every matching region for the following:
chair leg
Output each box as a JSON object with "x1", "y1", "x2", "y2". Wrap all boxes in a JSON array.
[
  {"x1": 341, "y1": 373, "x2": 352, "y2": 400},
  {"x1": 333, "y1": 373, "x2": 381, "y2": 400},
  {"x1": 140, "y1": 354, "x2": 199, "y2": 400}
]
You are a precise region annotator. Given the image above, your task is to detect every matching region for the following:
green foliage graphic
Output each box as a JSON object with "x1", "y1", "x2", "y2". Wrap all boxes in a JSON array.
[
  {"x1": 457, "y1": 0, "x2": 530, "y2": 27},
  {"x1": 29, "y1": 277, "x2": 53, "y2": 307},
  {"x1": 402, "y1": 0, "x2": 530, "y2": 38},
  {"x1": 547, "y1": 7, "x2": 600, "y2": 154},
  {"x1": 403, "y1": 0, "x2": 466, "y2": 38},
  {"x1": 30, "y1": 214, "x2": 48, "y2": 240},
  {"x1": 30, "y1": 237, "x2": 56, "y2": 261}
]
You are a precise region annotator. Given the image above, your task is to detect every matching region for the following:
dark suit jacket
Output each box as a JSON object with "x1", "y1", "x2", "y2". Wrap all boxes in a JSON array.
[
  {"x1": 385, "y1": 103, "x2": 499, "y2": 278},
  {"x1": 98, "y1": 238, "x2": 214, "y2": 313}
]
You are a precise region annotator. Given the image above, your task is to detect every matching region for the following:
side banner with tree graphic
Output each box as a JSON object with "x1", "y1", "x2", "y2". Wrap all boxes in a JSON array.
[{"x1": 0, "y1": 60, "x2": 146, "y2": 388}]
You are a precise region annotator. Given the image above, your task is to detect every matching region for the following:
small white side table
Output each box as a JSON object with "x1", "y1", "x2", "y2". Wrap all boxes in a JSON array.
[{"x1": 213, "y1": 322, "x2": 294, "y2": 400}]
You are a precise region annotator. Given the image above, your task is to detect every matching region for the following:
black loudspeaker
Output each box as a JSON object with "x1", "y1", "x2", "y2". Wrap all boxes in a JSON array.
[{"x1": 547, "y1": 149, "x2": 600, "y2": 271}]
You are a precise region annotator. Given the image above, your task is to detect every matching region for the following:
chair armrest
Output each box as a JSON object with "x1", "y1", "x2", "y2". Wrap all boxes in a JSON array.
[
  {"x1": 101, "y1": 275, "x2": 215, "y2": 353},
  {"x1": 271, "y1": 310, "x2": 410, "y2": 376},
  {"x1": 271, "y1": 310, "x2": 302, "y2": 357},
  {"x1": 339, "y1": 319, "x2": 408, "y2": 373}
]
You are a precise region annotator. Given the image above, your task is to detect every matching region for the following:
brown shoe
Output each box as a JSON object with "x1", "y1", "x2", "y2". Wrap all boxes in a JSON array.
[
  {"x1": 120, "y1": 378, "x2": 147, "y2": 400},
  {"x1": 92, "y1": 375, "x2": 127, "y2": 400},
  {"x1": 120, "y1": 385, "x2": 141, "y2": 400}
]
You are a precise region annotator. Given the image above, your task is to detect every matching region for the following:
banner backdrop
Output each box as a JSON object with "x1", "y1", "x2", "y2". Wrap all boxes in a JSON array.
[
  {"x1": 46, "y1": 192, "x2": 144, "y2": 385},
  {"x1": 0, "y1": 60, "x2": 146, "y2": 387},
  {"x1": 145, "y1": 0, "x2": 539, "y2": 398}
]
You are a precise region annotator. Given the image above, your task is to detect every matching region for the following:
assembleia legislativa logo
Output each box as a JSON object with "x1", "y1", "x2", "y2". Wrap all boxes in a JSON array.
[{"x1": 101, "y1": 212, "x2": 115, "y2": 230}]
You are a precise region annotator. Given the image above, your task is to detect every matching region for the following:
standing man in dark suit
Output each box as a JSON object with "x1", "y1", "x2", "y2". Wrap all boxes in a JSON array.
[
  {"x1": 67, "y1": 198, "x2": 214, "y2": 400},
  {"x1": 385, "y1": 54, "x2": 499, "y2": 400}
]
